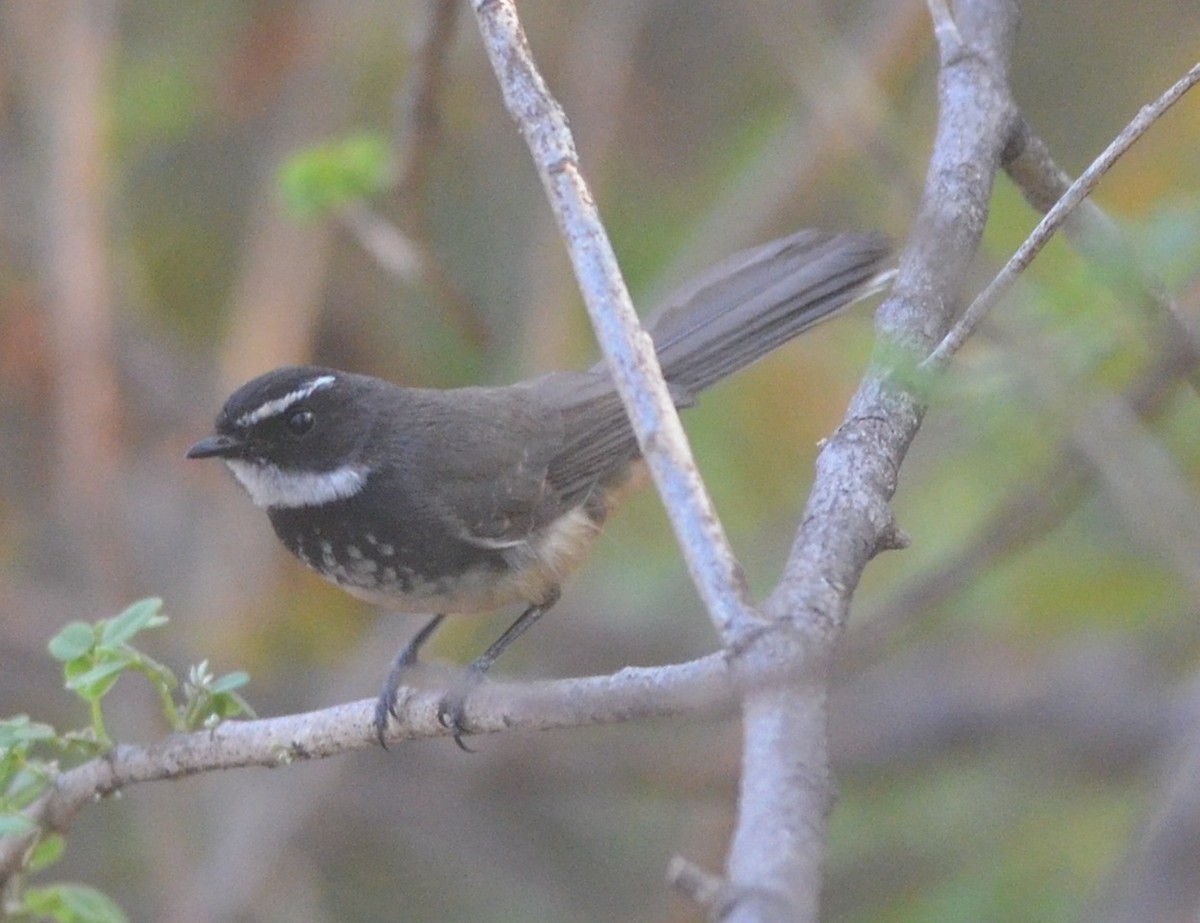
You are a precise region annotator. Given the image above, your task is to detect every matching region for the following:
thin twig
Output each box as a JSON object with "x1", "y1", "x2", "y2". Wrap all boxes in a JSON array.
[
  {"x1": 338, "y1": 201, "x2": 421, "y2": 278},
  {"x1": 1003, "y1": 115, "x2": 1200, "y2": 392},
  {"x1": 643, "y1": 0, "x2": 924, "y2": 308},
  {"x1": 388, "y1": 0, "x2": 488, "y2": 349},
  {"x1": 395, "y1": 0, "x2": 459, "y2": 206},
  {"x1": 852, "y1": 102, "x2": 1200, "y2": 657},
  {"x1": 1006, "y1": 312, "x2": 1200, "y2": 596},
  {"x1": 1087, "y1": 702, "x2": 1200, "y2": 923},
  {"x1": 924, "y1": 61, "x2": 1200, "y2": 369},
  {"x1": 924, "y1": 0, "x2": 963, "y2": 62},
  {"x1": 666, "y1": 857, "x2": 737, "y2": 916},
  {"x1": 40, "y1": 1, "x2": 127, "y2": 597}
]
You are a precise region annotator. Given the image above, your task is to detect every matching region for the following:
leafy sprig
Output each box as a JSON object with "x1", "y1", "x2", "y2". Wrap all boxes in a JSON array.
[{"x1": 1, "y1": 598, "x2": 253, "y2": 922}]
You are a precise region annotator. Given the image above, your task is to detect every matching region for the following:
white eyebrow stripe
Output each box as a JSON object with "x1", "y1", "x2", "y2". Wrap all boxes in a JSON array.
[{"x1": 236, "y1": 375, "x2": 336, "y2": 428}]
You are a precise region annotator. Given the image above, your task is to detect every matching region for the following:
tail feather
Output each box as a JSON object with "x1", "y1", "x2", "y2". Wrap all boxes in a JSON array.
[
  {"x1": 550, "y1": 229, "x2": 891, "y2": 507},
  {"x1": 645, "y1": 229, "x2": 890, "y2": 396}
]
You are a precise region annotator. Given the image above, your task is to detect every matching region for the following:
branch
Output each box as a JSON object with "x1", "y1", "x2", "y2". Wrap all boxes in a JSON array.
[
  {"x1": 395, "y1": 0, "x2": 459, "y2": 206},
  {"x1": 848, "y1": 86, "x2": 1200, "y2": 661},
  {"x1": 38, "y1": 2, "x2": 126, "y2": 597},
  {"x1": 469, "y1": 0, "x2": 758, "y2": 645},
  {"x1": 1088, "y1": 704, "x2": 1200, "y2": 923},
  {"x1": 1002, "y1": 114, "x2": 1200, "y2": 391},
  {"x1": 385, "y1": 0, "x2": 488, "y2": 350},
  {"x1": 467, "y1": 2, "x2": 984, "y2": 919},
  {"x1": 721, "y1": 2, "x2": 1019, "y2": 920},
  {"x1": 0, "y1": 654, "x2": 735, "y2": 885},
  {"x1": 849, "y1": 282, "x2": 1200, "y2": 659},
  {"x1": 649, "y1": 0, "x2": 926, "y2": 300},
  {"x1": 924, "y1": 60, "x2": 1200, "y2": 369}
]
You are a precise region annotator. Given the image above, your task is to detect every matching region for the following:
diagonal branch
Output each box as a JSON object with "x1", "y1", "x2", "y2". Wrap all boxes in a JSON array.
[
  {"x1": 468, "y1": 0, "x2": 759, "y2": 646},
  {"x1": 924, "y1": 60, "x2": 1200, "y2": 369},
  {"x1": 848, "y1": 98, "x2": 1200, "y2": 663},
  {"x1": 466, "y1": 0, "x2": 1031, "y2": 919},
  {"x1": 1002, "y1": 115, "x2": 1200, "y2": 389}
]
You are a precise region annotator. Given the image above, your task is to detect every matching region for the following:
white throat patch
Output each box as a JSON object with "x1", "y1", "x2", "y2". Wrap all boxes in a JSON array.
[
  {"x1": 224, "y1": 458, "x2": 367, "y2": 509},
  {"x1": 236, "y1": 374, "x2": 336, "y2": 428}
]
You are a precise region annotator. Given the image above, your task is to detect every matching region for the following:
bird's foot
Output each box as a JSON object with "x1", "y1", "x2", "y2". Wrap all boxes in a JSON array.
[{"x1": 374, "y1": 614, "x2": 445, "y2": 749}]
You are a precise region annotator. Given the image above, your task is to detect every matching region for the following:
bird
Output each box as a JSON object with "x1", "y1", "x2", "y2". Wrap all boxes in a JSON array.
[{"x1": 187, "y1": 228, "x2": 891, "y2": 747}]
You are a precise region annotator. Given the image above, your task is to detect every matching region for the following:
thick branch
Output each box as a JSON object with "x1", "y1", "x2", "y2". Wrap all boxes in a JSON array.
[
  {"x1": 0, "y1": 654, "x2": 735, "y2": 885},
  {"x1": 721, "y1": 3, "x2": 1020, "y2": 921}
]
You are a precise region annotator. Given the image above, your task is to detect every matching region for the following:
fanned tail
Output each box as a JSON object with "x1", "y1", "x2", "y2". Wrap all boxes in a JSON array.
[{"x1": 643, "y1": 229, "x2": 891, "y2": 397}]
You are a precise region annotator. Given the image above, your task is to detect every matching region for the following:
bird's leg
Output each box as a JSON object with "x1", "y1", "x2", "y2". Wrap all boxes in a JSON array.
[
  {"x1": 438, "y1": 588, "x2": 561, "y2": 751},
  {"x1": 374, "y1": 613, "x2": 446, "y2": 748}
]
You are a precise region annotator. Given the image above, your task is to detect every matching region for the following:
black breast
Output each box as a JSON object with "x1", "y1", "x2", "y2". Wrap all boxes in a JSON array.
[{"x1": 266, "y1": 485, "x2": 507, "y2": 596}]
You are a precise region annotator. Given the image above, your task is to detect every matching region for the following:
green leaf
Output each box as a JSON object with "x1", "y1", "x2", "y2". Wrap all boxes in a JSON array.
[
  {"x1": 209, "y1": 671, "x2": 249, "y2": 694},
  {"x1": 7, "y1": 765, "x2": 52, "y2": 808},
  {"x1": 278, "y1": 132, "x2": 393, "y2": 218},
  {"x1": 48, "y1": 623, "x2": 97, "y2": 662},
  {"x1": 0, "y1": 716, "x2": 57, "y2": 747},
  {"x1": 22, "y1": 883, "x2": 130, "y2": 923},
  {"x1": 58, "y1": 730, "x2": 107, "y2": 757},
  {"x1": 212, "y1": 692, "x2": 254, "y2": 722},
  {"x1": 0, "y1": 812, "x2": 36, "y2": 836},
  {"x1": 100, "y1": 598, "x2": 166, "y2": 647},
  {"x1": 64, "y1": 659, "x2": 129, "y2": 700},
  {"x1": 28, "y1": 833, "x2": 66, "y2": 871}
]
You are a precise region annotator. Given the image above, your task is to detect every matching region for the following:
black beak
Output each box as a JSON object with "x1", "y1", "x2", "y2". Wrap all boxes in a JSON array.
[{"x1": 186, "y1": 433, "x2": 244, "y2": 459}]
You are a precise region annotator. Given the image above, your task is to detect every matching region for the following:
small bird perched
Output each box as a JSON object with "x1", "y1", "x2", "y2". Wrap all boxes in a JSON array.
[{"x1": 187, "y1": 228, "x2": 890, "y2": 747}]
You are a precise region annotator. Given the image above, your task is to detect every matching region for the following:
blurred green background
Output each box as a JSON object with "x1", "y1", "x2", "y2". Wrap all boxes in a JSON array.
[{"x1": 2, "y1": 1, "x2": 1200, "y2": 921}]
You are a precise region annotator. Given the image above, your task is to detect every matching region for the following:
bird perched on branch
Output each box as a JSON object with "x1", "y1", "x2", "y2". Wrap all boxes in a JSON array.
[{"x1": 188, "y1": 228, "x2": 891, "y2": 747}]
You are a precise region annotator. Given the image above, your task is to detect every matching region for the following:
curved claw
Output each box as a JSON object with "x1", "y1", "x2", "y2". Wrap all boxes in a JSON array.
[
  {"x1": 437, "y1": 694, "x2": 476, "y2": 753},
  {"x1": 373, "y1": 691, "x2": 395, "y2": 749},
  {"x1": 426, "y1": 599, "x2": 550, "y2": 751},
  {"x1": 438, "y1": 661, "x2": 490, "y2": 752},
  {"x1": 373, "y1": 660, "x2": 408, "y2": 749}
]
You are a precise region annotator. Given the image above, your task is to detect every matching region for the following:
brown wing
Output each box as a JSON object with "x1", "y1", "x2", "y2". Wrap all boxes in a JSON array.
[
  {"x1": 390, "y1": 384, "x2": 576, "y2": 550},
  {"x1": 533, "y1": 371, "x2": 650, "y2": 511}
]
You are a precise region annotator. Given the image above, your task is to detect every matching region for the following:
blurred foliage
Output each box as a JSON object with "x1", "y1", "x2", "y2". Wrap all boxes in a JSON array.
[
  {"x1": 0, "y1": 0, "x2": 1199, "y2": 921},
  {"x1": 278, "y1": 133, "x2": 394, "y2": 218}
]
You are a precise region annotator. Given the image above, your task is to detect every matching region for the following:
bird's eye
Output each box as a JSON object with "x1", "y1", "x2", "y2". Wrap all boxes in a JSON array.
[{"x1": 286, "y1": 409, "x2": 315, "y2": 436}]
